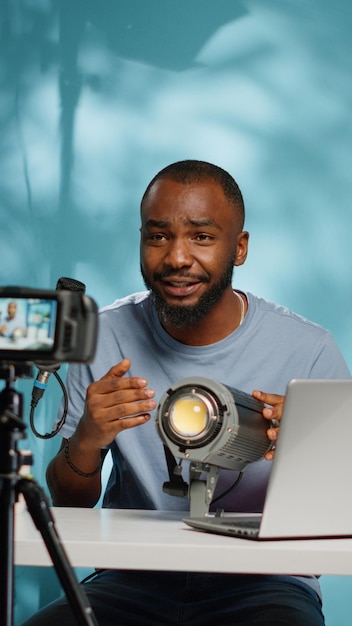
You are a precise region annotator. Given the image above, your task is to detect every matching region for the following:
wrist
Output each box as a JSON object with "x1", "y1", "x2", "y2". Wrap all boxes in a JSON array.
[
  {"x1": 63, "y1": 439, "x2": 102, "y2": 478},
  {"x1": 63, "y1": 429, "x2": 102, "y2": 473}
]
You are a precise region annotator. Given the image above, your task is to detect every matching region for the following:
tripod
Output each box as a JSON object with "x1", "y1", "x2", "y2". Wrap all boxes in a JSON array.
[{"x1": 0, "y1": 365, "x2": 99, "y2": 626}]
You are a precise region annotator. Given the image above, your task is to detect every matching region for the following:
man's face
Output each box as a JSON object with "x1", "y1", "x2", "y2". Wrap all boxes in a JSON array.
[
  {"x1": 8, "y1": 302, "x2": 17, "y2": 319},
  {"x1": 140, "y1": 177, "x2": 248, "y2": 328}
]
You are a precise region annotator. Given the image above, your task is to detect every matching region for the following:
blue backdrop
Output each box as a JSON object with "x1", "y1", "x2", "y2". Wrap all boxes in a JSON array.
[{"x1": 1, "y1": 1, "x2": 351, "y2": 623}]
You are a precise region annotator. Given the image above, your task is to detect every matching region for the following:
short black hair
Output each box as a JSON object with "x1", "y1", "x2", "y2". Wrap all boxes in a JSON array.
[{"x1": 141, "y1": 160, "x2": 245, "y2": 229}]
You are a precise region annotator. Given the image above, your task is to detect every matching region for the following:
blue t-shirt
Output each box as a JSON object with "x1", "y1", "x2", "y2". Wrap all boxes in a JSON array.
[{"x1": 58, "y1": 290, "x2": 350, "y2": 514}]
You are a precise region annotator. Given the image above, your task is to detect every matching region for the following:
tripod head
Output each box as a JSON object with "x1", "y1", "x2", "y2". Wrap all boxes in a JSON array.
[
  {"x1": 0, "y1": 360, "x2": 34, "y2": 434},
  {"x1": 0, "y1": 362, "x2": 34, "y2": 488},
  {"x1": 0, "y1": 362, "x2": 26, "y2": 431},
  {"x1": 0, "y1": 361, "x2": 34, "y2": 383}
]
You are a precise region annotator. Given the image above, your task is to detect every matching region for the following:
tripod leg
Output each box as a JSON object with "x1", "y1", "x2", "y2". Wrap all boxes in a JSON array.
[
  {"x1": 0, "y1": 469, "x2": 17, "y2": 626},
  {"x1": 19, "y1": 478, "x2": 99, "y2": 626},
  {"x1": 0, "y1": 415, "x2": 26, "y2": 626}
]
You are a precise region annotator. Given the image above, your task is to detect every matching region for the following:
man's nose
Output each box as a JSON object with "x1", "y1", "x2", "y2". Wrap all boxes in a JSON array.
[{"x1": 165, "y1": 239, "x2": 193, "y2": 267}]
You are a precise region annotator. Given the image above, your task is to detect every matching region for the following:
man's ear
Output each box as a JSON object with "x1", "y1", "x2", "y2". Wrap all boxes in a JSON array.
[{"x1": 234, "y1": 231, "x2": 249, "y2": 267}]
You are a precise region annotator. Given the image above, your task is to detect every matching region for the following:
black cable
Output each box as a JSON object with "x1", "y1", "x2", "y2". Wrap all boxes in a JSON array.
[
  {"x1": 29, "y1": 371, "x2": 68, "y2": 439},
  {"x1": 211, "y1": 471, "x2": 244, "y2": 505},
  {"x1": 80, "y1": 569, "x2": 107, "y2": 585}
]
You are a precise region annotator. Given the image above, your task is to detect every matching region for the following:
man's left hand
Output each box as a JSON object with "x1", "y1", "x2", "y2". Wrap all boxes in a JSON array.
[{"x1": 252, "y1": 390, "x2": 285, "y2": 460}]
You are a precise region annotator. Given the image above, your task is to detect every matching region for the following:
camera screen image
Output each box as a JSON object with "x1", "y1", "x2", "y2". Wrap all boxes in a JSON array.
[{"x1": 0, "y1": 297, "x2": 57, "y2": 351}]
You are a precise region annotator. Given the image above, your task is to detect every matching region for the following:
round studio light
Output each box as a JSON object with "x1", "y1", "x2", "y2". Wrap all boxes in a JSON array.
[
  {"x1": 156, "y1": 377, "x2": 272, "y2": 472},
  {"x1": 158, "y1": 383, "x2": 223, "y2": 449}
]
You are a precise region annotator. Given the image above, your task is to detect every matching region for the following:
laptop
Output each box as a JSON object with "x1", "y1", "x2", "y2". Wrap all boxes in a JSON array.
[{"x1": 184, "y1": 379, "x2": 352, "y2": 540}]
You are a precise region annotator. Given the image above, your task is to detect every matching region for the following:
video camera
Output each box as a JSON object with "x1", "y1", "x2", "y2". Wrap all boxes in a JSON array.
[
  {"x1": 0, "y1": 282, "x2": 100, "y2": 625},
  {"x1": 0, "y1": 285, "x2": 98, "y2": 367}
]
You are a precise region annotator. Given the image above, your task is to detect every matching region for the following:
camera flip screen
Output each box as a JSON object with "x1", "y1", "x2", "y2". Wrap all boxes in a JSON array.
[{"x1": 0, "y1": 296, "x2": 57, "y2": 352}]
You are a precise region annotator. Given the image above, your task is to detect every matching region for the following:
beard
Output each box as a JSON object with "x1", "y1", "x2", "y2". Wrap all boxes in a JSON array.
[{"x1": 141, "y1": 256, "x2": 235, "y2": 329}]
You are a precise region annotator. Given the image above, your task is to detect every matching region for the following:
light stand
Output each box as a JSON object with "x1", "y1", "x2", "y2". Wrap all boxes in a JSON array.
[{"x1": 0, "y1": 364, "x2": 99, "y2": 626}]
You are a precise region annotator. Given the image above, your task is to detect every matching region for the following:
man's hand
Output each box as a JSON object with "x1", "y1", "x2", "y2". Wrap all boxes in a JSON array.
[
  {"x1": 77, "y1": 358, "x2": 157, "y2": 449},
  {"x1": 252, "y1": 390, "x2": 285, "y2": 461}
]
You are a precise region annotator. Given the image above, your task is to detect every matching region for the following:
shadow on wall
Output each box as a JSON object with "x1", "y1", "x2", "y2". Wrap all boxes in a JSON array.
[
  {"x1": 83, "y1": 0, "x2": 247, "y2": 70},
  {"x1": 0, "y1": 0, "x2": 246, "y2": 296}
]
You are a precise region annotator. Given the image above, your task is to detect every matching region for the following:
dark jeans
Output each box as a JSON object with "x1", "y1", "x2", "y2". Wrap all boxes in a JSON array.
[{"x1": 21, "y1": 570, "x2": 325, "y2": 626}]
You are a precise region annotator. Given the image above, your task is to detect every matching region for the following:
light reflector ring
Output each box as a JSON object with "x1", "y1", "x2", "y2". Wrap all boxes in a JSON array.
[{"x1": 161, "y1": 384, "x2": 223, "y2": 448}]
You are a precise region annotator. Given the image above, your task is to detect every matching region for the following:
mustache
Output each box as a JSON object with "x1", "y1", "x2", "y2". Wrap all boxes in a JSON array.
[{"x1": 153, "y1": 270, "x2": 210, "y2": 283}]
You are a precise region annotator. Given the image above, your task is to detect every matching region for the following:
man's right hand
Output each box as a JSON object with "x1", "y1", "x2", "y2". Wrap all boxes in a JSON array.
[
  {"x1": 77, "y1": 358, "x2": 157, "y2": 449},
  {"x1": 46, "y1": 359, "x2": 156, "y2": 507}
]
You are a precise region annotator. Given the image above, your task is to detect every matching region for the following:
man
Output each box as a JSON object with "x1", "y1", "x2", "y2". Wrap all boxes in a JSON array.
[
  {"x1": 23, "y1": 160, "x2": 350, "y2": 625},
  {"x1": 0, "y1": 301, "x2": 25, "y2": 338}
]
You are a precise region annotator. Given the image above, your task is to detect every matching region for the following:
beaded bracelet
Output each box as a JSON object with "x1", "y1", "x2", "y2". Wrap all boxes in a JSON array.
[{"x1": 64, "y1": 439, "x2": 102, "y2": 478}]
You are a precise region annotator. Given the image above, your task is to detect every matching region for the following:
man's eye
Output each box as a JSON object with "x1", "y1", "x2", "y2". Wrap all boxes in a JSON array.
[
  {"x1": 148, "y1": 233, "x2": 166, "y2": 242},
  {"x1": 194, "y1": 234, "x2": 213, "y2": 242}
]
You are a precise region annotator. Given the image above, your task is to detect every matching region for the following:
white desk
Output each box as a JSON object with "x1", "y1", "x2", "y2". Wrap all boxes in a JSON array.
[{"x1": 14, "y1": 506, "x2": 352, "y2": 576}]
